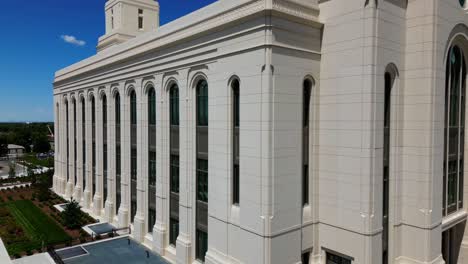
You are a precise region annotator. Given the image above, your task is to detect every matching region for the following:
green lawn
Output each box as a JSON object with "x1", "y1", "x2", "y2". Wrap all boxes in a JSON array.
[
  {"x1": 21, "y1": 153, "x2": 53, "y2": 168},
  {"x1": 2, "y1": 200, "x2": 70, "y2": 255}
]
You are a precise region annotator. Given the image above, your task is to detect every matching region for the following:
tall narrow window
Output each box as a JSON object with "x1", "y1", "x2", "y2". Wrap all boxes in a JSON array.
[
  {"x1": 169, "y1": 84, "x2": 180, "y2": 246},
  {"x1": 91, "y1": 96, "x2": 96, "y2": 197},
  {"x1": 138, "y1": 9, "x2": 144, "y2": 30},
  {"x1": 130, "y1": 90, "x2": 137, "y2": 223},
  {"x1": 115, "y1": 93, "x2": 121, "y2": 214},
  {"x1": 66, "y1": 100, "x2": 69, "y2": 185},
  {"x1": 73, "y1": 99, "x2": 77, "y2": 186},
  {"x1": 103, "y1": 95, "x2": 108, "y2": 204},
  {"x1": 111, "y1": 9, "x2": 114, "y2": 30},
  {"x1": 383, "y1": 72, "x2": 392, "y2": 264},
  {"x1": 196, "y1": 79, "x2": 208, "y2": 262},
  {"x1": 302, "y1": 80, "x2": 312, "y2": 206},
  {"x1": 443, "y1": 45, "x2": 466, "y2": 216},
  {"x1": 82, "y1": 98, "x2": 86, "y2": 192},
  {"x1": 148, "y1": 87, "x2": 156, "y2": 233},
  {"x1": 232, "y1": 79, "x2": 240, "y2": 205}
]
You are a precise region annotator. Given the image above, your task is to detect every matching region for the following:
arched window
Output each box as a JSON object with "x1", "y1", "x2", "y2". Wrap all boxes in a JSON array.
[
  {"x1": 66, "y1": 100, "x2": 69, "y2": 184},
  {"x1": 196, "y1": 79, "x2": 208, "y2": 262},
  {"x1": 73, "y1": 99, "x2": 77, "y2": 186},
  {"x1": 148, "y1": 87, "x2": 156, "y2": 233},
  {"x1": 303, "y1": 79, "x2": 312, "y2": 206},
  {"x1": 382, "y1": 71, "x2": 393, "y2": 264},
  {"x1": 81, "y1": 98, "x2": 86, "y2": 192},
  {"x1": 232, "y1": 79, "x2": 240, "y2": 205},
  {"x1": 115, "y1": 93, "x2": 121, "y2": 214},
  {"x1": 102, "y1": 95, "x2": 108, "y2": 204},
  {"x1": 169, "y1": 84, "x2": 180, "y2": 246},
  {"x1": 130, "y1": 90, "x2": 137, "y2": 223},
  {"x1": 443, "y1": 45, "x2": 466, "y2": 216},
  {"x1": 91, "y1": 95, "x2": 96, "y2": 197}
]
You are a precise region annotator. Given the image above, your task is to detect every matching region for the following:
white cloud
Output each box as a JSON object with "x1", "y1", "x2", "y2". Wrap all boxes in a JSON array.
[{"x1": 61, "y1": 35, "x2": 86, "y2": 46}]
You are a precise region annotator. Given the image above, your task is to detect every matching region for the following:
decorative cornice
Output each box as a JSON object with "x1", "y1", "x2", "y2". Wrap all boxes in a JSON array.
[{"x1": 55, "y1": 0, "x2": 321, "y2": 85}]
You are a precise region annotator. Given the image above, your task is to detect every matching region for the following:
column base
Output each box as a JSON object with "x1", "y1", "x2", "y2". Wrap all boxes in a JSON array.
[
  {"x1": 73, "y1": 186, "x2": 82, "y2": 202},
  {"x1": 83, "y1": 190, "x2": 92, "y2": 209},
  {"x1": 118, "y1": 207, "x2": 129, "y2": 228},
  {"x1": 65, "y1": 181, "x2": 74, "y2": 199},
  {"x1": 52, "y1": 174, "x2": 58, "y2": 193},
  {"x1": 394, "y1": 255, "x2": 445, "y2": 264},
  {"x1": 133, "y1": 214, "x2": 145, "y2": 243},
  {"x1": 104, "y1": 200, "x2": 115, "y2": 223},
  {"x1": 153, "y1": 222, "x2": 166, "y2": 255},
  {"x1": 205, "y1": 248, "x2": 230, "y2": 264},
  {"x1": 93, "y1": 195, "x2": 102, "y2": 216},
  {"x1": 176, "y1": 233, "x2": 192, "y2": 264}
]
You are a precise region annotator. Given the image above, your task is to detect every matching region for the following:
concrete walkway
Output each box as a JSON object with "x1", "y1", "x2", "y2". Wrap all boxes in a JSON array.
[{"x1": 13, "y1": 253, "x2": 54, "y2": 264}]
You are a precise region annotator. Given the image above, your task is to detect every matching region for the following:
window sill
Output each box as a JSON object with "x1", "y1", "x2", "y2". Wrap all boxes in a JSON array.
[{"x1": 442, "y1": 210, "x2": 467, "y2": 231}]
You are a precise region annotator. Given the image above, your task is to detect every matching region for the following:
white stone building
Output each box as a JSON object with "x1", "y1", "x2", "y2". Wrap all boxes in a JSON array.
[{"x1": 52, "y1": 0, "x2": 468, "y2": 263}]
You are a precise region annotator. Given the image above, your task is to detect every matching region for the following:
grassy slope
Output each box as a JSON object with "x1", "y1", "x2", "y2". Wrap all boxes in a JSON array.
[{"x1": 5, "y1": 200, "x2": 70, "y2": 254}]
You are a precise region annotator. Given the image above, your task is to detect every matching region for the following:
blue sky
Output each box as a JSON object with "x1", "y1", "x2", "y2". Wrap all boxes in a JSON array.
[{"x1": 0, "y1": 0, "x2": 217, "y2": 122}]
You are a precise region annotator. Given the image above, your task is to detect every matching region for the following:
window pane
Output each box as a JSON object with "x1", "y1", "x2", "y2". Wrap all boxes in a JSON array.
[{"x1": 197, "y1": 159, "x2": 208, "y2": 202}]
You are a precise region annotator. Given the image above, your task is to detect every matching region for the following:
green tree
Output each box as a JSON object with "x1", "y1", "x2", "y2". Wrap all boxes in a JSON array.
[
  {"x1": 62, "y1": 199, "x2": 82, "y2": 229},
  {"x1": 36, "y1": 174, "x2": 51, "y2": 201},
  {"x1": 32, "y1": 134, "x2": 50, "y2": 153},
  {"x1": 0, "y1": 135, "x2": 7, "y2": 157},
  {"x1": 8, "y1": 162, "x2": 16, "y2": 178}
]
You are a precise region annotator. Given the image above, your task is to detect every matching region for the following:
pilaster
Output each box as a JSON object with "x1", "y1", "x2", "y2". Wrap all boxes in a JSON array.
[
  {"x1": 83, "y1": 92, "x2": 93, "y2": 209},
  {"x1": 154, "y1": 73, "x2": 167, "y2": 255},
  {"x1": 65, "y1": 95, "x2": 74, "y2": 199},
  {"x1": 93, "y1": 89, "x2": 104, "y2": 216},
  {"x1": 133, "y1": 79, "x2": 146, "y2": 242},
  {"x1": 74, "y1": 96, "x2": 83, "y2": 202},
  {"x1": 177, "y1": 69, "x2": 193, "y2": 264},
  {"x1": 105, "y1": 85, "x2": 115, "y2": 223},
  {"x1": 118, "y1": 85, "x2": 130, "y2": 228}
]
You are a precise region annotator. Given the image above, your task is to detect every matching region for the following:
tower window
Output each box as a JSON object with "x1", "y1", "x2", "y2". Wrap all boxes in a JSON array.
[
  {"x1": 111, "y1": 9, "x2": 114, "y2": 29},
  {"x1": 138, "y1": 9, "x2": 144, "y2": 30}
]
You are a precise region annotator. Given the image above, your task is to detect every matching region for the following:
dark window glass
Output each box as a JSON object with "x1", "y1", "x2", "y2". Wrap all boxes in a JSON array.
[
  {"x1": 383, "y1": 72, "x2": 392, "y2": 264},
  {"x1": 303, "y1": 80, "x2": 312, "y2": 206},
  {"x1": 326, "y1": 252, "x2": 352, "y2": 264},
  {"x1": 149, "y1": 88, "x2": 156, "y2": 125},
  {"x1": 115, "y1": 93, "x2": 121, "y2": 213},
  {"x1": 302, "y1": 252, "x2": 310, "y2": 264},
  {"x1": 91, "y1": 96, "x2": 96, "y2": 196},
  {"x1": 444, "y1": 45, "x2": 466, "y2": 216},
  {"x1": 170, "y1": 85, "x2": 179, "y2": 126},
  {"x1": 197, "y1": 159, "x2": 208, "y2": 202},
  {"x1": 103, "y1": 96, "x2": 107, "y2": 202},
  {"x1": 82, "y1": 98, "x2": 86, "y2": 190},
  {"x1": 232, "y1": 79, "x2": 240, "y2": 205},
  {"x1": 66, "y1": 100, "x2": 69, "y2": 183},
  {"x1": 196, "y1": 230, "x2": 208, "y2": 262},
  {"x1": 130, "y1": 90, "x2": 137, "y2": 223},
  {"x1": 73, "y1": 100, "x2": 77, "y2": 185},
  {"x1": 197, "y1": 80, "x2": 209, "y2": 126},
  {"x1": 170, "y1": 218, "x2": 179, "y2": 246},
  {"x1": 170, "y1": 155, "x2": 180, "y2": 193}
]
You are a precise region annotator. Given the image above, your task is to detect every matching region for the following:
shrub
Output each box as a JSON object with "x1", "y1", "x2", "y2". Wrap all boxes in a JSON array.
[
  {"x1": 26, "y1": 250, "x2": 32, "y2": 256},
  {"x1": 13, "y1": 254, "x2": 20, "y2": 259},
  {"x1": 7, "y1": 196, "x2": 13, "y2": 201}
]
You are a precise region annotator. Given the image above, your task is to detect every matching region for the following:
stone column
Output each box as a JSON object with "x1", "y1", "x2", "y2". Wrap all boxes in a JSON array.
[
  {"x1": 105, "y1": 86, "x2": 116, "y2": 223},
  {"x1": 94, "y1": 90, "x2": 104, "y2": 216},
  {"x1": 83, "y1": 93, "x2": 93, "y2": 209},
  {"x1": 134, "y1": 80, "x2": 147, "y2": 242},
  {"x1": 177, "y1": 69, "x2": 193, "y2": 264},
  {"x1": 60, "y1": 95, "x2": 67, "y2": 195},
  {"x1": 153, "y1": 74, "x2": 168, "y2": 254},
  {"x1": 118, "y1": 87, "x2": 130, "y2": 228},
  {"x1": 74, "y1": 96, "x2": 83, "y2": 202},
  {"x1": 65, "y1": 96, "x2": 75, "y2": 199},
  {"x1": 53, "y1": 96, "x2": 60, "y2": 193}
]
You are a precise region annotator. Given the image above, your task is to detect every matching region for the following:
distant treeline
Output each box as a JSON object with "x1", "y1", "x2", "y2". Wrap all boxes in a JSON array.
[{"x1": 0, "y1": 122, "x2": 54, "y2": 154}]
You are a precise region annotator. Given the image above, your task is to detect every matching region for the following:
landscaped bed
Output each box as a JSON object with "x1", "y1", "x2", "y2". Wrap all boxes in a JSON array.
[{"x1": 0, "y1": 184, "x2": 97, "y2": 258}]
